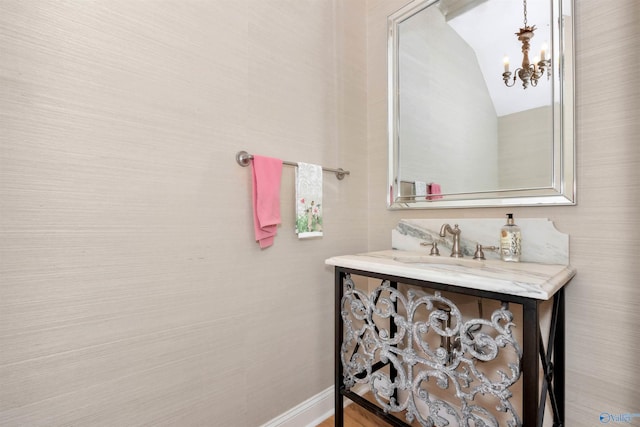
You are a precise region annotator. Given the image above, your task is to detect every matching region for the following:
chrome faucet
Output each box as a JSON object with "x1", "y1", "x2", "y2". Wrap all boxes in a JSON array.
[{"x1": 439, "y1": 224, "x2": 463, "y2": 258}]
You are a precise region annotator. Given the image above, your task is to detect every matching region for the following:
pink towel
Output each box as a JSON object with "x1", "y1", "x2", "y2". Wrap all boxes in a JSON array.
[
  {"x1": 252, "y1": 155, "x2": 283, "y2": 248},
  {"x1": 428, "y1": 183, "x2": 443, "y2": 200}
]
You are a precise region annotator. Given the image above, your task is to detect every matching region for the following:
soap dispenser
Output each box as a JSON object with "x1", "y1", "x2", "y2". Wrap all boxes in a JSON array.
[{"x1": 500, "y1": 213, "x2": 521, "y2": 262}]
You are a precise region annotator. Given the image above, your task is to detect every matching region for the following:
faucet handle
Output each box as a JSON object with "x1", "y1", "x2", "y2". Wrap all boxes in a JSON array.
[
  {"x1": 420, "y1": 241, "x2": 441, "y2": 256},
  {"x1": 473, "y1": 244, "x2": 485, "y2": 260},
  {"x1": 473, "y1": 244, "x2": 499, "y2": 260},
  {"x1": 430, "y1": 242, "x2": 440, "y2": 256}
]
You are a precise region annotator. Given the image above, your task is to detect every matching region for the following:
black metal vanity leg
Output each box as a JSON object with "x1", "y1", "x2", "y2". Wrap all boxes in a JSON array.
[
  {"x1": 554, "y1": 288, "x2": 566, "y2": 425},
  {"x1": 335, "y1": 269, "x2": 344, "y2": 427},
  {"x1": 390, "y1": 282, "x2": 398, "y2": 403},
  {"x1": 522, "y1": 299, "x2": 540, "y2": 427}
]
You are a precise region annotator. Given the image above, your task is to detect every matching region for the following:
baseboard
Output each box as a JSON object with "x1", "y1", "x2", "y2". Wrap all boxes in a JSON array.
[
  {"x1": 259, "y1": 384, "x2": 369, "y2": 427},
  {"x1": 258, "y1": 386, "x2": 334, "y2": 427}
]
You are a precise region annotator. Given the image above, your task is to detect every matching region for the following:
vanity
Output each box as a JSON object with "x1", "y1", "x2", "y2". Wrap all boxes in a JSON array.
[
  {"x1": 334, "y1": 0, "x2": 579, "y2": 422},
  {"x1": 326, "y1": 219, "x2": 575, "y2": 427}
]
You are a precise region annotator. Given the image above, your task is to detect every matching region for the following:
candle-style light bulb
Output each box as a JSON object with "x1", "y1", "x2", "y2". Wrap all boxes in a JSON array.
[
  {"x1": 533, "y1": 56, "x2": 540, "y2": 71},
  {"x1": 540, "y1": 42, "x2": 548, "y2": 61},
  {"x1": 503, "y1": 55, "x2": 509, "y2": 73}
]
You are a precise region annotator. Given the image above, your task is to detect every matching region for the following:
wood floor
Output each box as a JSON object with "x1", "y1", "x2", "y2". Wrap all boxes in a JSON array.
[
  {"x1": 315, "y1": 390, "x2": 429, "y2": 427},
  {"x1": 315, "y1": 403, "x2": 394, "y2": 427}
]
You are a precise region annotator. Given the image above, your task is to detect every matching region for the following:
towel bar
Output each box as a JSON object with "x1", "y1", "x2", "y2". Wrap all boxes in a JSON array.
[{"x1": 235, "y1": 151, "x2": 349, "y2": 180}]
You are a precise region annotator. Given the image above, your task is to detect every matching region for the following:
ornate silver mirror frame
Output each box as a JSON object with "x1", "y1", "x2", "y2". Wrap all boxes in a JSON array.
[{"x1": 388, "y1": 0, "x2": 575, "y2": 209}]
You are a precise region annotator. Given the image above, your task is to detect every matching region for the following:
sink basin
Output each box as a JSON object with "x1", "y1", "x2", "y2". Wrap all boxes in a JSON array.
[
  {"x1": 392, "y1": 253, "x2": 485, "y2": 268},
  {"x1": 360, "y1": 250, "x2": 485, "y2": 268}
]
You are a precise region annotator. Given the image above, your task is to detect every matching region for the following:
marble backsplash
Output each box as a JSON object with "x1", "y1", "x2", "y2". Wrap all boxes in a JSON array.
[{"x1": 392, "y1": 218, "x2": 569, "y2": 265}]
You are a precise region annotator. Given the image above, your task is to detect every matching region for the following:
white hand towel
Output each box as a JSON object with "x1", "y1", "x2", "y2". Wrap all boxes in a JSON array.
[
  {"x1": 415, "y1": 181, "x2": 427, "y2": 197},
  {"x1": 295, "y1": 162, "x2": 323, "y2": 238}
]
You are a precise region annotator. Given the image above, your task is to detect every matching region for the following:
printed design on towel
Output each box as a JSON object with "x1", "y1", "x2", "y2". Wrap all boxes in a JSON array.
[
  {"x1": 295, "y1": 162, "x2": 323, "y2": 238},
  {"x1": 297, "y1": 198, "x2": 322, "y2": 234}
]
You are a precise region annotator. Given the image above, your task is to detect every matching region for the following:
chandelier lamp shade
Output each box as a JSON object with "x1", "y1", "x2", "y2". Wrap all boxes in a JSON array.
[{"x1": 502, "y1": 0, "x2": 551, "y2": 89}]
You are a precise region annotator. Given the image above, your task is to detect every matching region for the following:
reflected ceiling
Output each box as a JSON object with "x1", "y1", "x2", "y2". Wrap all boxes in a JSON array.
[{"x1": 441, "y1": 0, "x2": 551, "y2": 116}]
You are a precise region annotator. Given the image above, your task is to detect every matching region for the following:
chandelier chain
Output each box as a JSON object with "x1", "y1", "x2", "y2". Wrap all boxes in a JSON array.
[{"x1": 523, "y1": 0, "x2": 528, "y2": 26}]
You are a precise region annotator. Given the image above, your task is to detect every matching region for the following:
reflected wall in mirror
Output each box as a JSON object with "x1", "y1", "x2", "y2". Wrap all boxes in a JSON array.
[{"x1": 388, "y1": 0, "x2": 575, "y2": 208}]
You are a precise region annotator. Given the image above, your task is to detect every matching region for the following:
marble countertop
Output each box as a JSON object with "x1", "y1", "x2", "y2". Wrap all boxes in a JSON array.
[{"x1": 325, "y1": 250, "x2": 576, "y2": 300}]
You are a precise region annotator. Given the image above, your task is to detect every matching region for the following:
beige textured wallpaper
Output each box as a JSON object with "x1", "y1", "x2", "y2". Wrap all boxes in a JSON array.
[
  {"x1": 367, "y1": 0, "x2": 640, "y2": 426},
  {"x1": 2, "y1": 0, "x2": 638, "y2": 426},
  {"x1": 398, "y1": 6, "x2": 498, "y2": 193},
  {"x1": 498, "y1": 106, "x2": 553, "y2": 189},
  {"x1": 0, "y1": 1, "x2": 367, "y2": 426}
]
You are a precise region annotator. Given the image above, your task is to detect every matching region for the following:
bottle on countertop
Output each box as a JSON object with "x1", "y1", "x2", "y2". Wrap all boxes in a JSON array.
[{"x1": 500, "y1": 213, "x2": 521, "y2": 262}]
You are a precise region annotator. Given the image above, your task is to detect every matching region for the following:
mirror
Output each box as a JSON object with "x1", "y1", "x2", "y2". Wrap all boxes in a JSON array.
[{"x1": 388, "y1": 0, "x2": 575, "y2": 208}]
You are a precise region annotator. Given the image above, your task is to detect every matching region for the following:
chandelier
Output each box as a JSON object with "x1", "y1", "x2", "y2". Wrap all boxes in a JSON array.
[{"x1": 502, "y1": 0, "x2": 551, "y2": 89}]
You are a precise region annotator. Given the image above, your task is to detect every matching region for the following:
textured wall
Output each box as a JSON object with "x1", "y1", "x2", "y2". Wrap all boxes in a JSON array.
[
  {"x1": 398, "y1": 6, "x2": 498, "y2": 193},
  {"x1": 367, "y1": 0, "x2": 640, "y2": 425},
  {"x1": 498, "y1": 106, "x2": 553, "y2": 189},
  {"x1": 0, "y1": 1, "x2": 367, "y2": 425},
  {"x1": 2, "y1": 0, "x2": 638, "y2": 426}
]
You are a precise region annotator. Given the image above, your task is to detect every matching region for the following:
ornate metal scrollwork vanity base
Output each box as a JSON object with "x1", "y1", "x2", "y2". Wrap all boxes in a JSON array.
[
  {"x1": 333, "y1": 267, "x2": 567, "y2": 427},
  {"x1": 340, "y1": 274, "x2": 523, "y2": 427}
]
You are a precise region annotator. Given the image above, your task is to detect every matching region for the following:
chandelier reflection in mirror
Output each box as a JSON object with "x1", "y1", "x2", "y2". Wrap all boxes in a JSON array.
[{"x1": 502, "y1": 0, "x2": 551, "y2": 89}]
